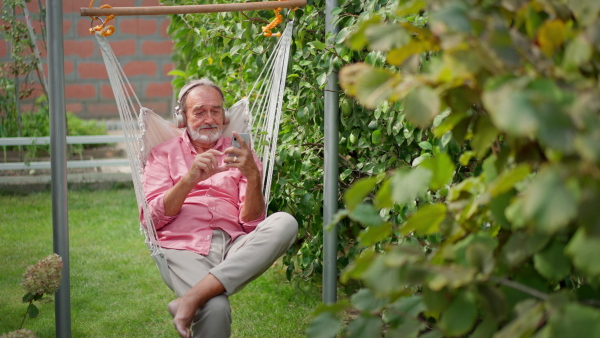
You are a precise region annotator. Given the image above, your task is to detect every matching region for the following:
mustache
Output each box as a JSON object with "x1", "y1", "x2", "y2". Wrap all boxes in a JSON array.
[{"x1": 198, "y1": 124, "x2": 219, "y2": 130}]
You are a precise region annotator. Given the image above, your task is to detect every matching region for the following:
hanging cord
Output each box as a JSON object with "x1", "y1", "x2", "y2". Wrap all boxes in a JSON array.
[
  {"x1": 88, "y1": 0, "x2": 116, "y2": 36},
  {"x1": 262, "y1": 0, "x2": 298, "y2": 37}
]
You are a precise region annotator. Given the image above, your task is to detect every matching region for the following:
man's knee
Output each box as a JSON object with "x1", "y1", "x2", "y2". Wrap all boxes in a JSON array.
[
  {"x1": 192, "y1": 295, "x2": 231, "y2": 338},
  {"x1": 200, "y1": 295, "x2": 231, "y2": 320},
  {"x1": 270, "y1": 212, "x2": 298, "y2": 243}
]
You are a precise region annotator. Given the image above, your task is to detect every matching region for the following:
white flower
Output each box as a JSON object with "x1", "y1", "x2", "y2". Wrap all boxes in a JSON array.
[
  {"x1": 21, "y1": 254, "x2": 62, "y2": 296},
  {"x1": 0, "y1": 329, "x2": 37, "y2": 337}
]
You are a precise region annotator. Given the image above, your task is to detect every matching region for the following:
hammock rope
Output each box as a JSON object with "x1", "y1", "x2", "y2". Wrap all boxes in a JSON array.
[{"x1": 94, "y1": 20, "x2": 294, "y2": 290}]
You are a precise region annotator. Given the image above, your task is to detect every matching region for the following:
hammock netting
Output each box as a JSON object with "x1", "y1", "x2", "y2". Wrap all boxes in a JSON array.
[{"x1": 94, "y1": 21, "x2": 293, "y2": 290}]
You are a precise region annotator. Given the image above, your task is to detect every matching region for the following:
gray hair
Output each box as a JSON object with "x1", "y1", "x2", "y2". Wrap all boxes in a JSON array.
[{"x1": 176, "y1": 78, "x2": 225, "y2": 116}]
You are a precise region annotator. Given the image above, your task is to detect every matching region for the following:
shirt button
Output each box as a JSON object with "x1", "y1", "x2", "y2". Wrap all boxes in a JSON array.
[
  {"x1": 206, "y1": 235, "x2": 210, "y2": 240},
  {"x1": 206, "y1": 194, "x2": 211, "y2": 197}
]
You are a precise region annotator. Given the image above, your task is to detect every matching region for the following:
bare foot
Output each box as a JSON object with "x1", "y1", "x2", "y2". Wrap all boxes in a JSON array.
[{"x1": 168, "y1": 298, "x2": 180, "y2": 318}]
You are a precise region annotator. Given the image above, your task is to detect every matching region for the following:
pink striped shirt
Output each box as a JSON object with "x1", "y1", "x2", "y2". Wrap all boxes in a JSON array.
[{"x1": 141, "y1": 132, "x2": 265, "y2": 256}]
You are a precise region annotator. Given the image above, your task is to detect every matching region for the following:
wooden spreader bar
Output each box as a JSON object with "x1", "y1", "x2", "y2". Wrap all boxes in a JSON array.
[{"x1": 81, "y1": 0, "x2": 306, "y2": 16}]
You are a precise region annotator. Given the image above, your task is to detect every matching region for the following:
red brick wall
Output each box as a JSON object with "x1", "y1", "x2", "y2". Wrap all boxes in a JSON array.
[{"x1": 0, "y1": 0, "x2": 176, "y2": 120}]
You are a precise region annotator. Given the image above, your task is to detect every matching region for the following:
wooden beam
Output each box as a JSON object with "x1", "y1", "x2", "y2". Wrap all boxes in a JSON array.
[{"x1": 81, "y1": 0, "x2": 306, "y2": 16}]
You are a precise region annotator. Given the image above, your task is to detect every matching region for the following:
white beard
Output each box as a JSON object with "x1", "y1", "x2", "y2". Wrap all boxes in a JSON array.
[{"x1": 188, "y1": 124, "x2": 223, "y2": 143}]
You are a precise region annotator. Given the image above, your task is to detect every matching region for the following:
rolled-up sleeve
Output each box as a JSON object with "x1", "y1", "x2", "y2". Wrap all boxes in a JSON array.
[
  {"x1": 237, "y1": 151, "x2": 266, "y2": 233},
  {"x1": 141, "y1": 149, "x2": 178, "y2": 230}
]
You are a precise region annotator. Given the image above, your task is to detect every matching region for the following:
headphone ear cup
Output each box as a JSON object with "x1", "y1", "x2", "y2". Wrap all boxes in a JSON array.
[
  {"x1": 223, "y1": 109, "x2": 231, "y2": 125},
  {"x1": 174, "y1": 111, "x2": 185, "y2": 128}
]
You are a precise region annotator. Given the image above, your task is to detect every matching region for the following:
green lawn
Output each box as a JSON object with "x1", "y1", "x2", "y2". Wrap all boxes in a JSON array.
[{"x1": 0, "y1": 189, "x2": 320, "y2": 337}]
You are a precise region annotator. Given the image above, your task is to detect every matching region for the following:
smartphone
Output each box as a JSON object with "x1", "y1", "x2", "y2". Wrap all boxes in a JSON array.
[{"x1": 232, "y1": 133, "x2": 251, "y2": 149}]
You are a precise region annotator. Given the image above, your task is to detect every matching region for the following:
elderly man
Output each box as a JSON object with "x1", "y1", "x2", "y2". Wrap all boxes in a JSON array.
[{"x1": 142, "y1": 78, "x2": 298, "y2": 338}]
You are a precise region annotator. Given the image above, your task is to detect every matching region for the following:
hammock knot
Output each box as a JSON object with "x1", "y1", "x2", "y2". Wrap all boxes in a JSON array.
[
  {"x1": 262, "y1": 0, "x2": 289, "y2": 37},
  {"x1": 88, "y1": 4, "x2": 116, "y2": 37}
]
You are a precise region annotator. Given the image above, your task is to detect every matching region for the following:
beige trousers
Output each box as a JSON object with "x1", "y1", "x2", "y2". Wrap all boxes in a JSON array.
[{"x1": 162, "y1": 212, "x2": 298, "y2": 338}]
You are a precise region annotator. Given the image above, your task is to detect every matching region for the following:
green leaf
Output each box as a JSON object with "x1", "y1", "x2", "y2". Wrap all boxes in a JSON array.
[
  {"x1": 358, "y1": 222, "x2": 393, "y2": 247},
  {"x1": 364, "y1": 23, "x2": 411, "y2": 51},
  {"x1": 371, "y1": 129, "x2": 382, "y2": 143},
  {"x1": 23, "y1": 293, "x2": 35, "y2": 303},
  {"x1": 418, "y1": 141, "x2": 433, "y2": 151},
  {"x1": 438, "y1": 290, "x2": 477, "y2": 336},
  {"x1": 347, "y1": 314, "x2": 383, "y2": 338},
  {"x1": 477, "y1": 284, "x2": 508, "y2": 322},
  {"x1": 420, "y1": 152, "x2": 455, "y2": 190},
  {"x1": 309, "y1": 41, "x2": 327, "y2": 50},
  {"x1": 548, "y1": 303, "x2": 600, "y2": 337},
  {"x1": 404, "y1": 86, "x2": 440, "y2": 128},
  {"x1": 344, "y1": 176, "x2": 379, "y2": 210},
  {"x1": 495, "y1": 300, "x2": 544, "y2": 338},
  {"x1": 533, "y1": 240, "x2": 571, "y2": 282},
  {"x1": 390, "y1": 168, "x2": 432, "y2": 206},
  {"x1": 483, "y1": 77, "x2": 539, "y2": 137},
  {"x1": 27, "y1": 303, "x2": 39, "y2": 318},
  {"x1": 566, "y1": 228, "x2": 600, "y2": 277},
  {"x1": 521, "y1": 166, "x2": 578, "y2": 234},
  {"x1": 562, "y1": 35, "x2": 593, "y2": 71},
  {"x1": 488, "y1": 164, "x2": 530, "y2": 197},
  {"x1": 167, "y1": 69, "x2": 187, "y2": 78},
  {"x1": 470, "y1": 318, "x2": 498, "y2": 338},
  {"x1": 422, "y1": 286, "x2": 450, "y2": 315},
  {"x1": 306, "y1": 312, "x2": 342, "y2": 338},
  {"x1": 471, "y1": 114, "x2": 497, "y2": 159},
  {"x1": 349, "y1": 203, "x2": 384, "y2": 227},
  {"x1": 501, "y1": 231, "x2": 550, "y2": 268},
  {"x1": 375, "y1": 179, "x2": 393, "y2": 209},
  {"x1": 402, "y1": 203, "x2": 447, "y2": 236},
  {"x1": 351, "y1": 288, "x2": 389, "y2": 312},
  {"x1": 466, "y1": 242, "x2": 496, "y2": 276}
]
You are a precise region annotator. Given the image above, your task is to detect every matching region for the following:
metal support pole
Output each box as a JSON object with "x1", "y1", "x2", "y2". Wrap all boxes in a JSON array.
[
  {"x1": 47, "y1": 0, "x2": 71, "y2": 336},
  {"x1": 323, "y1": 0, "x2": 340, "y2": 305}
]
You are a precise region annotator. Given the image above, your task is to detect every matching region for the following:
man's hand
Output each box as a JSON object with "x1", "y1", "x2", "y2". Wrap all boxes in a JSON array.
[
  {"x1": 224, "y1": 131, "x2": 260, "y2": 182},
  {"x1": 186, "y1": 149, "x2": 228, "y2": 185}
]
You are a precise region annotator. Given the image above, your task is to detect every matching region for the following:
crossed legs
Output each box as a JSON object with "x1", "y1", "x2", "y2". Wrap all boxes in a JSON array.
[{"x1": 164, "y1": 212, "x2": 298, "y2": 338}]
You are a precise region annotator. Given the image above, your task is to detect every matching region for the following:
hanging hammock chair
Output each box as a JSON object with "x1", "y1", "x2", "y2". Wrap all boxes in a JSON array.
[{"x1": 94, "y1": 20, "x2": 294, "y2": 290}]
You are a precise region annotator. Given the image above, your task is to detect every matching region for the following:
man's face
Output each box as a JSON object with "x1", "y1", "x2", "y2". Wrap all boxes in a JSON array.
[{"x1": 185, "y1": 86, "x2": 225, "y2": 144}]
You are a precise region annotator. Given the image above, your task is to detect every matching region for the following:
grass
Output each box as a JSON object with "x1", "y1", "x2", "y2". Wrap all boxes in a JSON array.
[{"x1": 0, "y1": 188, "x2": 320, "y2": 337}]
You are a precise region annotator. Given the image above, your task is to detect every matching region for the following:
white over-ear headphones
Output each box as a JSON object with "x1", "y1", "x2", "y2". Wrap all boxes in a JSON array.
[{"x1": 173, "y1": 79, "x2": 231, "y2": 128}]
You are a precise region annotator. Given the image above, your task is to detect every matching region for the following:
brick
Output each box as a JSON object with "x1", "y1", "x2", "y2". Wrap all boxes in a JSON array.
[
  {"x1": 36, "y1": 40, "x2": 47, "y2": 58},
  {"x1": 162, "y1": 62, "x2": 175, "y2": 76},
  {"x1": 25, "y1": 0, "x2": 41, "y2": 12},
  {"x1": 143, "y1": 101, "x2": 170, "y2": 116},
  {"x1": 20, "y1": 83, "x2": 44, "y2": 99},
  {"x1": 122, "y1": 60, "x2": 157, "y2": 77},
  {"x1": 78, "y1": 62, "x2": 109, "y2": 79},
  {"x1": 64, "y1": 40, "x2": 95, "y2": 58},
  {"x1": 108, "y1": 39, "x2": 136, "y2": 56},
  {"x1": 64, "y1": 0, "x2": 135, "y2": 13},
  {"x1": 160, "y1": 19, "x2": 171, "y2": 38},
  {"x1": 42, "y1": 61, "x2": 74, "y2": 77},
  {"x1": 65, "y1": 83, "x2": 96, "y2": 99},
  {"x1": 101, "y1": 83, "x2": 137, "y2": 99},
  {"x1": 146, "y1": 81, "x2": 172, "y2": 98},
  {"x1": 64, "y1": 20, "x2": 71, "y2": 35},
  {"x1": 0, "y1": 40, "x2": 6, "y2": 58},
  {"x1": 141, "y1": 0, "x2": 161, "y2": 6},
  {"x1": 119, "y1": 18, "x2": 157, "y2": 36},
  {"x1": 66, "y1": 102, "x2": 83, "y2": 114},
  {"x1": 77, "y1": 18, "x2": 108, "y2": 37},
  {"x1": 141, "y1": 40, "x2": 173, "y2": 55},
  {"x1": 87, "y1": 103, "x2": 120, "y2": 116}
]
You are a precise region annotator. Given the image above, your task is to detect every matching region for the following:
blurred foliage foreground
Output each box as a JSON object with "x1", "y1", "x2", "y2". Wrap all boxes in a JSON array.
[{"x1": 165, "y1": 0, "x2": 600, "y2": 336}]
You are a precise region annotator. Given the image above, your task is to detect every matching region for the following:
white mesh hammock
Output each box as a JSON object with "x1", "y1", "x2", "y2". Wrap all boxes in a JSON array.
[{"x1": 95, "y1": 21, "x2": 293, "y2": 290}]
